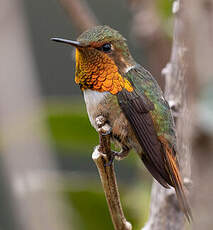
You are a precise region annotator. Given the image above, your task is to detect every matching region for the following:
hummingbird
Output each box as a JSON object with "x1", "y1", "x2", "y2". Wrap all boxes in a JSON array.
[{"x1": 52, "y1": 25, "x2": 191, "y2": 221}]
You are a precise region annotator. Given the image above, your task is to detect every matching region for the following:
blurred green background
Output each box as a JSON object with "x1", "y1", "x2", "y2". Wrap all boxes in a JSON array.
[{"x1": 0, "y1": 0, "x2": 173, "y2": 229}]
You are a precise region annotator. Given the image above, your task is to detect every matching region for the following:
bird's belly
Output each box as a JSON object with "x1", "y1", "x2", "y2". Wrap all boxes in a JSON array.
[
  {"x1": 83, "y1": 89, "x2": 139, "y2": 151},
  {"x1": 83, "y1": 89, "x2": 112, "y2": 130}
]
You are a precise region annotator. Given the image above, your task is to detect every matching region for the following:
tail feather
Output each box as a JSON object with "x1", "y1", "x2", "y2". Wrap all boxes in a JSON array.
[
  {"x1": 140, "y1": 134, "x2": 192, "y2": 221},
  {"x1": 165, "y1": 149, "x2": 192, "y2": 222},
  {"x1": 160, "y1": 136, "x2": 192, "y2": 222}
]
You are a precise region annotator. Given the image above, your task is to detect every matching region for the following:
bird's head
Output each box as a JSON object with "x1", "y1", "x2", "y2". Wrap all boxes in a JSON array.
[{"x1": 52, "y1": 25, "x2": 135, "y2": 94}]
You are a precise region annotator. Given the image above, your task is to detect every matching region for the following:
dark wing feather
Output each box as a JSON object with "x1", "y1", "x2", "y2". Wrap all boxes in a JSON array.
[
  {"x1": 117, "y1": 66, "x2": 192, "y2": 220},
  {"x1": 117, "y1": 89, "x2": 173, "y2": 188}
]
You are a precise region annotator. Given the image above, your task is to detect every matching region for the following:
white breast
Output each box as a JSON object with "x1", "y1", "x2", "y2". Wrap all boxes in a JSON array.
[{"x1": 83, "y1": 89, "x2": 109, "y2": 129}]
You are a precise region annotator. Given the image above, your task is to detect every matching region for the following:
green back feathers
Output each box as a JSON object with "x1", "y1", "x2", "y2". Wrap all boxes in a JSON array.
[{"x1": 125, "y1": 65, "x2": 176, "y2": 145}]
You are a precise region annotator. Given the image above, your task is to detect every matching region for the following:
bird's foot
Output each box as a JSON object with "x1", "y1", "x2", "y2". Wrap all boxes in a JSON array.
[
  {"x1": 105, "y1": 148, "x2": 130, "y2": 166},
  {"x1": 104, "y1": 150, "x2": 117, "y2": 167},
  {"x1": 96, "y1": 116, "x2": 111, "y2": 136},
  {"x1": 98, "y1": 125, "x2": 112, "y2": 136},
  {"x1": 114, "y1": 147, "x2": 130, "y2": 161}
]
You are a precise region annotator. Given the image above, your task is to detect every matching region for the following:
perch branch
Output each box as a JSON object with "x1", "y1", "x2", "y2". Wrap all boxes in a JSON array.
[
  {"x1": 182, "y1": 0, "x2": 213, "y2": 228},
  {"x1": 92, "y1": 116, "x2": 132, "y2": 230}
]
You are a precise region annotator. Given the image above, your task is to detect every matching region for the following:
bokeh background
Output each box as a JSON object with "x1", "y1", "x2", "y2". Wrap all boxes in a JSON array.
[{"x1": 0, "y1": 0, "x2": 173, "y2": 229}]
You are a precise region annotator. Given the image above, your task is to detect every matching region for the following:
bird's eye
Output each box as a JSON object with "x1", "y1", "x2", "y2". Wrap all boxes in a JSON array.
[
  {"x1": 102, "y1": 43, "x2": 111, "y2": 52},
  {"x1": 97, "y1": 43, "x2": 112, "y2": 53}
]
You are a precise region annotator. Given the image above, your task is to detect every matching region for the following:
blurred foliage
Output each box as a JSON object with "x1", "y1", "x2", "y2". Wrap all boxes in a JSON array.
[
  {"x1": 156, "y1": 0, "x2": 173, "y2": 20},
  {"x1": 67, "y1": 187, "x2": 114, "y2": 229},
  {"x1": 156, "y1": 0, "x2": 173, "y2": 38},
  {"x1": 63, "y1": 178, "x2": 151, "y2": 230},
  {"x1": 46, "y1": 99, "x2": 98, "y2": 155}
]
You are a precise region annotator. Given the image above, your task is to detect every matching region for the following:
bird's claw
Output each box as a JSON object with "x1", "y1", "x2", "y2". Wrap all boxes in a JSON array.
[
  {"x1": 98, "y1": 126, "x2": 112, "y2": 135},
  {"x1": 104, "y1": 151, "x2": 118, "y2": 167}
]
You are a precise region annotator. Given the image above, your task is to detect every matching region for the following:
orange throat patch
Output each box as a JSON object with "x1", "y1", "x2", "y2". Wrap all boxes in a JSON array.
[{"x1": 75, "y1": 49, "x2": 133, "y2": 95}]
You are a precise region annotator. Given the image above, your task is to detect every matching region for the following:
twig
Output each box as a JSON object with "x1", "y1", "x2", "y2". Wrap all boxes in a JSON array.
[
  {"x1": 59, "y1": 0, "x2": 98, "y2": 32},
  {"x1": 92, "y1": 116, "x2": 132, "y2": 230}
]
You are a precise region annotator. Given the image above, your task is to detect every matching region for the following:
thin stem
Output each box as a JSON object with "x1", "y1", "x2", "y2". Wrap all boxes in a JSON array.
[{"x1": 92, "y1": 117, "x2": 132, "y2": 230}]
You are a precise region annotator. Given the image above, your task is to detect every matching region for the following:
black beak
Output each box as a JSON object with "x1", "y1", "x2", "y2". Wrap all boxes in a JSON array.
[{"x1": 51, "y1": 38, "x2": 85, "y2": 48}]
